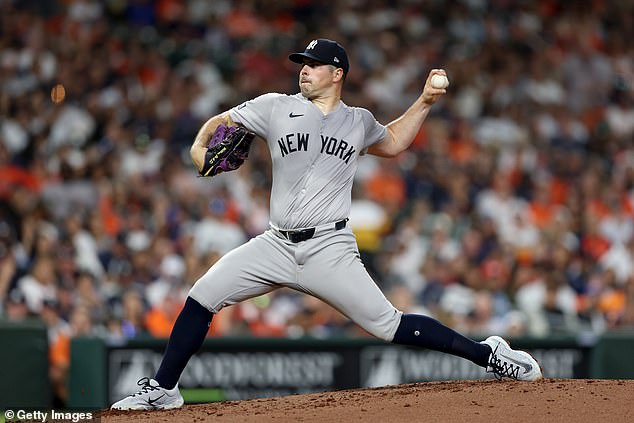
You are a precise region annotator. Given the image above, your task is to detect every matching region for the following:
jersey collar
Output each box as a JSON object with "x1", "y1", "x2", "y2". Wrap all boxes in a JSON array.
[{"x1": 296, "y1": 93, "x2": 346, "y2": 116}]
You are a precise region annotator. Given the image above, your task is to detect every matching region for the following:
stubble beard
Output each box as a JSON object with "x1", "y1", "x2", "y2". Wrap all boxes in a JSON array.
[{"x1": 300, "y1": 83, "x2": 314, "y2": 99}]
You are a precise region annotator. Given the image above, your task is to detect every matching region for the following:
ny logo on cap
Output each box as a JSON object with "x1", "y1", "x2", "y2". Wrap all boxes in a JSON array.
[{"x1": 306, "y1": 39, "x2": 318, "y2": 50}]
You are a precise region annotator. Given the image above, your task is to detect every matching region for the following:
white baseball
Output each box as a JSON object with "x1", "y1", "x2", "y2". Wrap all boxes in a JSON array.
[{"x1": 430, "y1": 74, "x2": 449, "y2": 89}]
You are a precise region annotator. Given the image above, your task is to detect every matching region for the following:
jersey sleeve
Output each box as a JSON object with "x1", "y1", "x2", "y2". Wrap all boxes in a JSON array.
[
  {"x1": 229, "y1": 93, "x2": 283, "y2": 138},
  {"x1": 358, "y1": 108, "x2": 388, "y2": 152}
]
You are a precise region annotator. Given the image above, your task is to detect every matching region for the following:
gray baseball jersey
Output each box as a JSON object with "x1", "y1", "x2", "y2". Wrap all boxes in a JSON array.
[
  {"x1": 189, "y1": 93, "x2": 402, "y2": 341},
  {"x1": 230, "y1": 93, "x2": 387, "y2": 229}
]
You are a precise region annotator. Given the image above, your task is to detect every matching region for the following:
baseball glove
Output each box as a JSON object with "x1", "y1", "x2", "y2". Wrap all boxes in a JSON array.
[{"x1": 199, "y1": 124, "x2": 255, "y2": 177}]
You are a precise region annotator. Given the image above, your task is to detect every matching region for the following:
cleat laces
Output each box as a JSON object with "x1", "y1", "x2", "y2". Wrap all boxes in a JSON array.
[
  {"x1": 131, "y1": 377, "x2": 160, "y2": 397},
  {"x1": 488, "y1": 345, "x2": 521, "y2": 380}
]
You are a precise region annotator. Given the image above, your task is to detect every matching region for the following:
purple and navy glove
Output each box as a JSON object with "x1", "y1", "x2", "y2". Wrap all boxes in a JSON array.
[{"x1": 199, "y1": 124, "x2": 255, "y2": 177}]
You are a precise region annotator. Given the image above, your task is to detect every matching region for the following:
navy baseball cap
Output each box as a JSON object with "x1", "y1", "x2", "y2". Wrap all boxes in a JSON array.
[{"x1": 289, "y1": 39, "x2": 349, "y2": 75}]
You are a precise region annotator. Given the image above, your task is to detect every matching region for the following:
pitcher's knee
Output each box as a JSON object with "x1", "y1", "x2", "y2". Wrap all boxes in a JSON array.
[
  {"x1": 362, "y1": 309, "x2": 403, "y2": 342},
  {"x1": 188, "y1": 278, "x2": 223, "y2": 313}
]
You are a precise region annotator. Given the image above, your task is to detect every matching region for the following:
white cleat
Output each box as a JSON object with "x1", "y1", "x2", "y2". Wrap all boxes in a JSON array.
[
  {"x1": 111, "y1": 377, "x2": 184, "y2": 410},
  {"x1": 481, "y1": 336, "x2": 543, "y2": 382}
]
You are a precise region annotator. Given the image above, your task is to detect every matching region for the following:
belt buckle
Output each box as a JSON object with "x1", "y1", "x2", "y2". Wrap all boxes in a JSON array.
[
  {"x1": 335, "y1": 218, "x2": 348, "y2": 230},
  {"x1": 286, "y1": 228, "x2": 315, "y2": 243},
  {"x1": 288, "y1": 231, "x2": 301, "y2": 243}
]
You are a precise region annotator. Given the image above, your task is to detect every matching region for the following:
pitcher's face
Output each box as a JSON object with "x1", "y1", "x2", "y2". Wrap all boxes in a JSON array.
[{"x1": 298, "y1": 60, "x2": 338, "y2": 99}]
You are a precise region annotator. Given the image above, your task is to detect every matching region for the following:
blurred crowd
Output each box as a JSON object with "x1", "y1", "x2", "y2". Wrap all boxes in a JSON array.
[{"x1": 2, "y1": 0, "x2": 634, "y2": 402}]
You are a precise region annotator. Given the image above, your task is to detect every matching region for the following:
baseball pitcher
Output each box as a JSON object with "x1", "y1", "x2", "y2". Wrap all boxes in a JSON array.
[{"x1": 112, "y1": 38, "x2": 542, "y2": 411}]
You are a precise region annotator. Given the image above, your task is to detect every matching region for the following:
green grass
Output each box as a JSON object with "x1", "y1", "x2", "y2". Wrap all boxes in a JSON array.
[{"x1": 180, "y1": 388, "x2": 226, "y2": 403}]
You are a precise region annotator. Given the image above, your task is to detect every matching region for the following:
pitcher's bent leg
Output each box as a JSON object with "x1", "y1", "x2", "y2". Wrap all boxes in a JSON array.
[
  {"x1": 189, "y1": 232, "x2": 295, "y2": 312},
  {"x1": 153, "y1": 232, "x2": 295, "y2": 390}
]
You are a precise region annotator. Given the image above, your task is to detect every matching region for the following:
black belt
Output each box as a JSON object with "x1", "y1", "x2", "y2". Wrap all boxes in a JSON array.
[{"x1": 279, "y1": 219, "x2": 348, "y2": 243}]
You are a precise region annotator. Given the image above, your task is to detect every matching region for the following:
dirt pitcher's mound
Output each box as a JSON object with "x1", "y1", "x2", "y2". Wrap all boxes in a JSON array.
[{"x1": 100, "y1": 379, "x2": 634, "y2": 423}]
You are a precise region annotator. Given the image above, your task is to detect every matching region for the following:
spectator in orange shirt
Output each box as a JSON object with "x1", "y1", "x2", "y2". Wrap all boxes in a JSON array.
[
  {"x1": 527, "y1": 181, "x2": 561, "y2": 230},
  {"x1": 596, "y1": 269, "x2": 627, "y2": 329},
  {"x1": 364, "y1": 159, "x2": 406, "y2": 215},
  {"x1": 144, "y1": 288, "x2": 185, "y2": 338},
  {"x1": 581, "y1": 216, "x2": 612, "y2": 260}
]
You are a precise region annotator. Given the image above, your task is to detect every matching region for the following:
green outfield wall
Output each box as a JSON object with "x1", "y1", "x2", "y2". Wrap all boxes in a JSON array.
[{"x1": 0, "y1": 320, "x2": 51, "y2": 409}]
